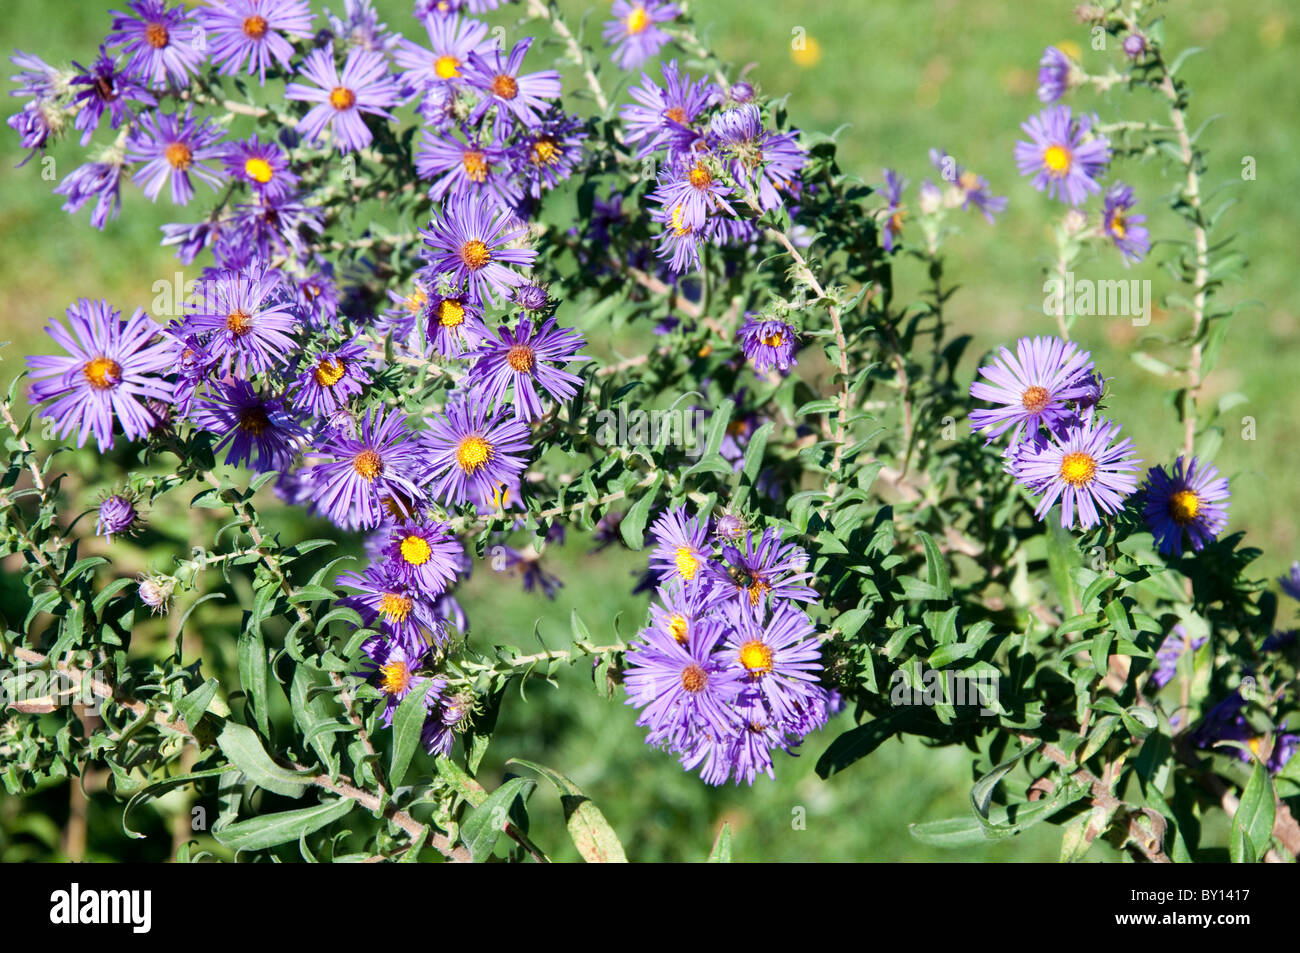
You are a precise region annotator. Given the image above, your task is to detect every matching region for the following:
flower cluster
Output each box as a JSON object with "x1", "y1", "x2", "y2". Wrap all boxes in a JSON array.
[{"x1": 623, "y1": 506, "x2": 831, "y2": 785}]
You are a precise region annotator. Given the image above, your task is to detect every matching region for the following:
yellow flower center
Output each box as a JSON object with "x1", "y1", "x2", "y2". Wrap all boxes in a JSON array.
[
  {"x1": 1109, "y1": 211, "x2": 1127, "y2": 239},
  {"x1": 378, "y1": 593, "x2": 412, "y2": 623},
  {"x1": 530, "y1": 137, "x2": 559, "y2": 166},
  {"x1": 82, "y1": 355, "x2": 121, "y2": 390},
  {"x1": 437, "y1": 298, "x2": 465, "y2": 328},
  {"x1": 400, "y1": 534, "x2": 432, "y2": 565},
  {"x1": 670, "y1": 203, "x2": 691, "y2": 237},
  {"x1": 378, "y1": 660, "x2": 412, "y2": 694},
  {"x1": 664, "y1": 106, "x2": 687, "y2": 124},
  {"x1": 674, "y1": 546, "x2": 699, "y2": 580},
  {"x1": 687, "y1": 163, "x2": 712, "y2": 189},
  {"x1": 242, "y1": 15, "x2": 268, "y2": 38},
  {"x1": 461, "y1": 150, "x2": 488, "y2": 183},
  {"x1": 434, "y1": 54, "x2": 461, "y2": 79},
  {"x1": 1021, "y1": 385, "x2": 1050, "y2": 413},
  {"x1": 244, "y1": 156, "x2": 274, "y2": 183},
  {"x1": 145, "y1": 22, "x2": 169, "y2": 49},
  {"x1": 739, "y1": 640, "x2": 775, "y2": 675},
  {"x1": 747, "y1": 578, "x2": 770, "y2": 606},
  {"x1": 491, "y1": 74, "x2": 518, "y2": 99},
  {"x1": 353, "y1": 448, "x2": 384, "y2": 481},
  {"x1": 226, "y1": 309, "x2": 252, "y2": 336},
  {"x1": 1059, "y1": 450, "x2": 1096, "y2": 488},
  {"x1": 405, "y1": 289, "x2": 427, "y2": 313},
  {"x1": 506, "y1": 344, "x2": 535, "y2": 372},
  {"x1": 460, "y1": 238, "x2": 491, "y2": 270},
  {"x1": 626, "y1": 5, "x2": 650, "y2": 34},
  {"x1": 958, "y1": 170, "x2": 980, "y2": 192},
  {"x1": 668, "y1": 613, "x2": 689, "y2": 645},
  {"x1": 1042, "y1": 144, "x2": 1072, "y2": 177},
  {"x1": 456, "y1": 435, "x2": 492, "y2": 473},
  {"x1": 164, "y1": 142, "x2": 193, "y2": 170},
  {"x1": 313, "y1": 357, "x2": 345, "y2": 387},
  {"x1": 680, "y1": 663, "x2": 708, "y2": 694},
  {"x1": 762, "y1": 331, "x2": 785, "y2": 348},
  {"x1": 1169, "y1": 489, "x2": 1201, "y2": 525},
  {"x1": 329, "y1": 86, "x2": 356, "y2": 110}
]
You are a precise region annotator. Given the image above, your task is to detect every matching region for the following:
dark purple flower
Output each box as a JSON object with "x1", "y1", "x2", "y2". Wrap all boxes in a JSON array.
[
  {"x1": 192, "y1": 378, "x2": 307, "y2": 471},
  {"x1": 126, "y1": 106, "x2": 227, "y2": 205},
  {"x1": 69, "y1": 47, "x2": 155, "y2": 144},
  {"x1": 292, "y1": 339, "x2": 371, "y2": 415},
  {"x1": 1140, "y1": 456, "x2": 1230, "y2": 557},
  {"x1": 467, "y1": 316, "x2": 586, "y2": 420},
  {"x1": 97, "y1": 494, "x2": 140, "y2": 539}
]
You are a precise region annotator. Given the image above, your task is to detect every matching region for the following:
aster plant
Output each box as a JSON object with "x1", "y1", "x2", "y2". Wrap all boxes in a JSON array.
[{"x1": 0, "y1": 0, "x2": 1293, "y2": 869}]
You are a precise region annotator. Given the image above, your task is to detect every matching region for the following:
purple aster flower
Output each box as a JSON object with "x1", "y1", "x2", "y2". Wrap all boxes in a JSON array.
[
  {"x1": 1147, "y1": 624, "x2": 1207, "y2": 691},
  {"x1": 603, "y1": 1, "x2": 680, "y2": 70},
  {"x1": 379, "y1": 520, "x2": 463, "y2": 594},
  {"x1": 1037, "y1": 45, "x2": 1073, "y2": 103},
  {"x1": 192, "y1": 378, "x2": 306, "y2": 471},
  {"x1": 422, "y1": 289, "x2": 488, "y2": 357},
  {"x1": 622, "y1": 60, "x2": 717, "y2": 159},
  {"x1": 969, "y1": 336, "x2": 1095, "y2": 446},
  {"x1": 96, "y1": 494, "x2": 140, "y2": 540},
  {"x1": 106, "y1": 0, "x2": 204, "y2": 89},
  {"x1": 423, "y1": 397, "x2": 532, "y2": 508},
  {"x1": 1014, "y1": 105, "x2": 1111, "y2": 206},
  {"x1": 325, "y1": 0, "x2": 400, "y2": 56},
  {"x1": 736, "y1": 316, "x2": 798, "y2": 373},
  {"x1": 930, "y1": 148, "x2": 1008, "y2": 223},
  {"x1": 463, "y1": 38, "x2": 562, "y2": 135},
  {"x1": 27, "y1": 299, "x2": 173, "y2": 452},
  {"x1": 9, "y1": 50, "x2": 60, "y2": 101},
  {"x1": 69, "y1": 47, "x2": 155, "y2": 145},
  {"x1": 649, "y1": 507, "x2": 712, "y2": 588},
  {"x1": 126, "y1": 107, "x2": 227, "y2": 206},
  {"x1": 8, "y1": 101, "x2": 55, "y2": 165},
  {"x1": 647, "y1": 579, "x2": 728, "y2": 648},
  {"x1": 623, "y1": 615, "x2": 743, "y2": 752},
  {"x1": 53, "y1": 161, "x2": 125, "y2": 230},
  {"x1": 512, "y1": 111, "x2": 587, "y2": 200},
  {"x1": 414, "y1": 0, "x2": 503, "y2": 17},
  {"x1": 1280, "y1": 563, "x2": 1300, "y2": 602},
  {"x1": 182, "y1": 265, "x2": 298, "y2": 376},
  {"x1": 709, "y1": 104, "x2": 807, "y2": 211},
  {"x1": 880, "y1": 168, "x2": 907, "y2": 252},
  {"x1": 1012, "y1": 415, "x2": 1141, "y2": 530},
  {"x1": 513, "y1": 282, "x2": 550, "y2": 312},
  {"x1": 722, "y1": 600, "x2": 826, "y2": 730},
  {"x1": 223, "y1": 191, "x2": 326, "y2": 262},
  {"x1": 651, "y1": 201, "x2": 703, "y2": 274},
  {"x1": 394, "y1": 12, "x2": 493, "y2": 93},
  {"x1": 714, "y1": 512, "x2": 747, "y2": 541},
  {"x1": 651, "y1": 153, "x2": 733, "y2": 232},
  {"x1": 1140, "y1": 456, "x2": 1230, "y2": 557},
  {"x1": 293, "y1": 339, "x2": 371, "y2": 415},
  {"x1": 356, "y1": 636, "x2": 440, "y2": 725},
  {"x1": 303, "y1": 407, "x2": 432, "y2": 530},
  {"x1": 467, "y1": 316, "x2": 586, "y2": 421},
  {"x1": 1192, "y1": 692, "x2": 1298, "y2": 776},
  {"x1": 496, "y1": 545, "x2": 564, "y2": 599},
  {"x1": 285, "y1": 42, "x2": 400, "y2": 153},
  {"x1": 729, "y1": 80, "x2": 755, "y2": 104},
  {"x1": 1102, "y1": 182, "x2": 1151, "y2": 265},
  {"x1": 221, "y1": 134, "x2": 299, "y2": 199},
  {"x1": 418, "y1": 194, "x2": 536, "y2": 304},
  {"x1": 707, "y1": 527, "x2": 818, "y2": 613},
  {"x1": 200, "y1": 0, "x2": 314, "y2": 83},
  {"x1": 342, "y1": 566, "x2": 449, "y2": 653},
  {"x1": 416, "y1": 126, "x2": 520, "y2": 210}
]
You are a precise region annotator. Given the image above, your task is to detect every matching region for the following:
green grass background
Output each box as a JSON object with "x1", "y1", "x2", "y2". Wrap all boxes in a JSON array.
[{"x1": 1, "y1": 0, "x2": 1296, "y2": 862}]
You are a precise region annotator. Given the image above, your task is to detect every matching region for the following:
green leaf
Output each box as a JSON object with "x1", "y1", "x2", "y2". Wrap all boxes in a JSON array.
[
  {"x1": 213, "y1": 797, "x2": 355, "y2": 852},
  {"x1": 1045, "y1": 519, "x2": 1081, "y2": 615},
  {"x1": 389, "y1": 681, "x2": 429, "y2": 788},
  {"x1": 459, "y1": 777, "x2": 535, "y2": 862},
  {"x1": 619, "y1": 472, "x2": 663, "y2": 550},
  {"x1": 1230, "y1": 757, "x2": 1275, "y2": 863},
  {"x1": 216, "y1": 721, "x2": 311, "y2": 798},
  {"x1": 972, "y1": 740, "x2": 1040, "y2": 818},
  {"x1": 816, "y1": 711, "x2": 906, "y2": 778},
  {"x1": 908, "y1": 815, "x2": 988, "y2": 848},
  {"x1": 507, "y1": 758, "x2": 627, "y2": 863},
  {"x1": 123, "y1": 767, "x2": 239, "y2": 839},
  {"x1": 177, "y1": 677, "x2": 219, "y2": 729},
  {"x1": 915, "y1": 531, "x2": 952, "y2": 599},
  {"x1": 708, "y1": 822, "x2": 733, "y2": 862},
  {"x1": 238, "y1": 628, "x2": 270, "y2": 738}
]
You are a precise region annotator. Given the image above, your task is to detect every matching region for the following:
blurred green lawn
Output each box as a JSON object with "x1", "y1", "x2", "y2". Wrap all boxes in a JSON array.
[{"x1": 1, "y1": 0, "x2": 1296, "y2": 862}]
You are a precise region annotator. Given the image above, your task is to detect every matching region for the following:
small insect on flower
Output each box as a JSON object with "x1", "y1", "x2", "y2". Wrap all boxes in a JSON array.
[
  {"x1": 69, "y1": 46, "x2": 155, "y2": 145},
  {"x1": 27, "y1": 299, "x2": 174, "y2": 452},
  {"x1": 1011, "y1": 414, "x2": 1142, "y2": 531},
  {"x1": 285, "y1": 41, "x2": 400, "y2": 153},
  {"x1": 968, "y1": 336, "x2": 1096, "y2": 446},
  {"x1": 707, "y1": 527, "x2": 818, "y2": 612},
  {"x1": 1014, "y1": 104, "x2": 1111, "y2": 206},
  {"x1": 1140, "y1": 455, "x2": 1230, "y2": 557}
]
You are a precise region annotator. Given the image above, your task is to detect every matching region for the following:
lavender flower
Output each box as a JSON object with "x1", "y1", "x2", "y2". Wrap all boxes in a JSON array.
[
  {"x1": 1011, "y1": 415, "x2": 1141, "y2": 530},
  {"x1": 182, "y1": 266, "x2": 298, "y2": 376},
  {"x1": 285, "y1": 41, "x2": 400, "y2": 153},
  {"x1": 293, "y1": 339, "x2": 371, "y2": 415},
  {"x1": 419, "y1": 194, "x2": 536, "y2": 304},
  {"x1": 1140, "y1": 456, "x2": 1230, "y2": 557},
  {"x1": 69, "y1": 47, "x2": 155, "y2": 144},
  {"x1": 621, "y1": 60, "x2": 716, "y2": 159},
  {"x1": 1037, "y1": 45, "x2": 1073, "y2": 104},
  {"x1": 97, "y1": 494, "x2": 140, "y2": 539},
  {"x1": 737, "y1": 316, "x2": 798, "y2": 373},
  {"x1": 467, "y1": 316, "x2": 586, "y2": 420},
  {"x1": 222, "y1": 134, "x2": 300, "y2": 199},
  {"x1": 1102, "y1": 182, "x2": 1151, "y2": 265},
  {"x1": 969, "y1": 336, "x2": 1096, "y2": 446},
  {"x1": 1147, "y1": 624, "x2": 1207, "y2": 691},
  {"x1": 649, "y1": 507, "x2": 712, "y2": 587},
  {"x1": 54, "y1": 161, "x2": 124, "y2": 230},
  {"x1": 106, "y1": 0, "x2": 204, "y2": 89},
  {"x1": 199, "y1": 0, "x2": 314, "y2": 84},
  {"x1": 603, "y1": 1, "x2": 680, "y2": 70},
  {"x1": 422, "y1": 396, "x2": 532, "y2": 507},
  {"x1": 462, "y1": 38, "x2": 562, "y2": 135},
  {"x1": 126, "y1": 106, "x2": 227, "y2": 205},
  {"x1": 379, "y1": 520, "x2": 463, "y2": 594},
  {"x1": 1014, "y1": 105, "x2": 1111, "y2": 206}
]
